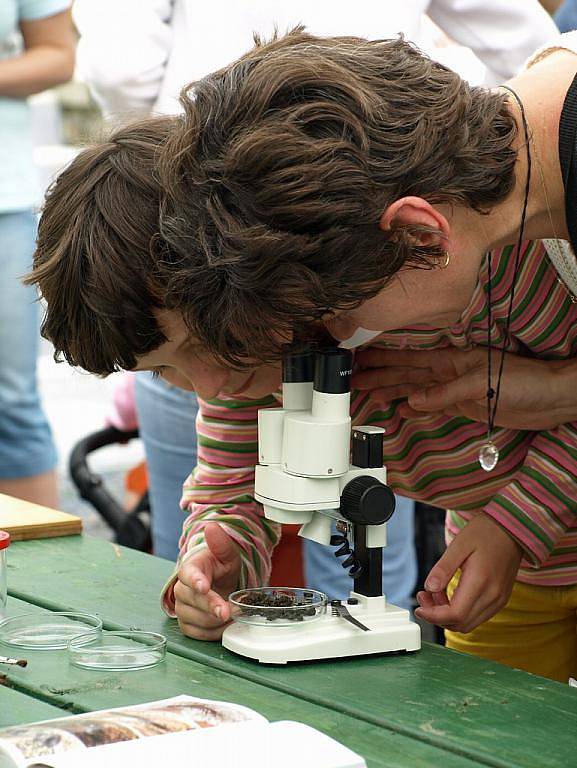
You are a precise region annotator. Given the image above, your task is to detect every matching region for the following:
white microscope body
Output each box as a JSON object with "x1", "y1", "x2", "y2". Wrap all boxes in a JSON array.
[{"x1": 222, "y1": 348, "x2": 421, "y2": 664}]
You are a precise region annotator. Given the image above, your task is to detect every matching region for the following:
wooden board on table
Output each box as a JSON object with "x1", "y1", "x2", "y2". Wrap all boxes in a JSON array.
[{"x1": 0, "y1": 493, "x2": 81, "y2": 541}]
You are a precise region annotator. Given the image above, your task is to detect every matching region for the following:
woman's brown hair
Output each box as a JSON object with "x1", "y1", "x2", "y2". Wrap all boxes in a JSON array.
[
  {"x1": 28, "y1": 29, "x2": 517, "y2": 375},
  {"x1": 157, "y1": 28, "x2": 518, "y2": 365}
]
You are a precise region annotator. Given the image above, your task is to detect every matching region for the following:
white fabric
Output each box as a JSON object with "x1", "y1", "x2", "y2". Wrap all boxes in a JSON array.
[
  {"x1": 73, "y1": 0, "x2": 557, "y2": 117},
  {"x1": 525, "y1": 29, "x2": 577, "y2": 69},
  {"x1": 543, "y1": 240, "x2": 577, "y2": 299},
  {"x1": 339, "y1": 327, "x2": 383, "y2": 350}
]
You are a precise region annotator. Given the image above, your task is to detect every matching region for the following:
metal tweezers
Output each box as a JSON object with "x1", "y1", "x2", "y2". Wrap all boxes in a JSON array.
[{"x1": 330, "y1": 600, "x2": 371, "y2": 632}]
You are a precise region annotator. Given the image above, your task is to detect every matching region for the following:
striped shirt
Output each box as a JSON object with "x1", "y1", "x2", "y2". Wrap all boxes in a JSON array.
[{"x1": 162, "y1": 239, "x2": 577, "y2": 614}]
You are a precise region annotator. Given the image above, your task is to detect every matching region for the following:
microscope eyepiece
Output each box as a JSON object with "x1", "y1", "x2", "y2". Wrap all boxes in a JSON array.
[
  {"x1": 282, "y1": 348, "x2": 316, "y2": 383},
  {"x1": 314, "y1": 348, "x2": 353, "y2": 394}
]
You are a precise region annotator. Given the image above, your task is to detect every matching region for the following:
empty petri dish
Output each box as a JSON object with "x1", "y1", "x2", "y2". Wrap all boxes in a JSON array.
[
  {"x1": 0, "y1": 612, "x2": 102, "y2": 650},
  {"x1": 68, "y1": 630, "x2": 166, "y2": 671},
  {"x1": 229, "y1": 587, "x2": 326, "y2": 626}
]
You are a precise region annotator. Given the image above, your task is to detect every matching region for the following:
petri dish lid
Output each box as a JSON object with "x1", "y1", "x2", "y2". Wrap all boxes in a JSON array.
[
  {"x1": 0, "y1": 612, "x2": 102, "y2": 650},
  {"x1": 68, "y1": 630, "x2": 166, "y2": 671}
]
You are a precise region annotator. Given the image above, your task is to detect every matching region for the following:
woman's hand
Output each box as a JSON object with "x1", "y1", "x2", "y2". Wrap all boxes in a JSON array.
[
  {"x1": 353, "y1": 347, "x2": 577, "y2": 430},
  {"x1": 174, "y1": 522, "x2": 241, "y2": 641},
  {"x1": 414, "y1": 514, "x2": 523, "y2": 633}
]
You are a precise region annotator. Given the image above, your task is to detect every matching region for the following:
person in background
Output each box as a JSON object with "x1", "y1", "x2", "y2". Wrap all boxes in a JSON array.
[
  {"x1": 556, "y1": 0, "x2": 577, "y2": 31},
  {"x1": 72, "y1": 0, "x2": 556, "y2": 608},
  {"x1": 0, "y1": 1, "x2": 74, "y2": 508},
  {"x1": 538, "y1": 0, "x2": 563, "y2": 14}
]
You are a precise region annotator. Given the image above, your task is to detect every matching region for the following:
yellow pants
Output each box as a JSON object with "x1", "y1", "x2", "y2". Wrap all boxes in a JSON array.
[{"x1": 445, "y1": 577, "x2": 577, "y2": 683}]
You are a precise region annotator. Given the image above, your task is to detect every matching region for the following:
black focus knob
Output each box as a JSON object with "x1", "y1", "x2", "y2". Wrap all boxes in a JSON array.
[{"x1": 340, "y1": 476, "x2": 396, "y2": 525}]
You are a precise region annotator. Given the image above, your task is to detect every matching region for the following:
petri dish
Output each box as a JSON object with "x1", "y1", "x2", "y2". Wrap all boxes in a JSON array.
[
  {"x1": 0, "y1": 612, "x2": 102, "y2": 650},
  {"x1": 68, "y1": 630, "x2": 166, "y2": 671},
  {"x1": 229, "y1": 587, "x2": 326, "y2": 626}
]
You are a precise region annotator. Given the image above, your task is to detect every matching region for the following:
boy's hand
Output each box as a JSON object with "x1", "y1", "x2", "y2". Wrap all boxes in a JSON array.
[
  {"x1": 414, "y1": 514, "x2": 523, "y2": 634},
  {"x1": 174, "y1": 522, "x2": 241, "y2": 641}
]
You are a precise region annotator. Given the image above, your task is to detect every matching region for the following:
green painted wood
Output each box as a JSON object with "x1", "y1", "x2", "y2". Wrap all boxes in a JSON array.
[
  {"x1": 0, "y1": 688, "x2": 66, "y2": 727},
  {"x1": 0, "y1": 599, "x2": 481, "y2": 768},
  {"x1": 7, "y1": 537, "x2": 577, "y2": 768}
]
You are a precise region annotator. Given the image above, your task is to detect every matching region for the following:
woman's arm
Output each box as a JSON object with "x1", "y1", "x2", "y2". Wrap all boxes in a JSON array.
[{"x1": 0, "y1": 10, "x2": 75, "y2": 98}]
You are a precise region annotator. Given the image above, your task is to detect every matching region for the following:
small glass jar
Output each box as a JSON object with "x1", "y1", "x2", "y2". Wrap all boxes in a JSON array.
[{"x1": 0, "y1": 531, "x2": 9, "y2": 619}]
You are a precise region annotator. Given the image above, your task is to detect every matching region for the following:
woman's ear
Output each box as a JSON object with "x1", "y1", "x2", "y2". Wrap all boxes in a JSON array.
[{"x1": 380, "y1": 196, "x2": 450, "y2": 248}]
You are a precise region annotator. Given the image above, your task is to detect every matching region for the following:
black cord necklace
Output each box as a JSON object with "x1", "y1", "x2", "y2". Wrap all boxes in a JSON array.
[{"x1": 479, "y1": 85, "x2": 532, "y2": 472}]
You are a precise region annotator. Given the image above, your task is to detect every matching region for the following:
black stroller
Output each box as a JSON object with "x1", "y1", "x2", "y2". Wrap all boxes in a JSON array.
[{"x1": 68, "y1": 425, "x2": 152, "y2": 552}]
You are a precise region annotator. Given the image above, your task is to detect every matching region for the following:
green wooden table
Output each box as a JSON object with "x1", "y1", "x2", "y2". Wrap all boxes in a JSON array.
[{"x1": 2, "y1": 536, "x2": 576, "y2": 767}]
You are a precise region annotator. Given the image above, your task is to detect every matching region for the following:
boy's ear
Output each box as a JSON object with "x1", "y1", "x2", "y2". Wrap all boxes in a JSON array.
[{"x1": 379, "y1": 196, "x2": 450, "y2": 248}]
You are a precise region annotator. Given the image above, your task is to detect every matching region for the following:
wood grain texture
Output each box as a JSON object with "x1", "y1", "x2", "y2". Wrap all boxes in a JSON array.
[
  {"x1": 0, "y1": 687, "x2": 65, "y2": 727},
  {"x1": 6, "y1": 537, "x2": 577, "y2": 768},
  {"x1": 0, "y1": 494, "x2": 81, "y2": 541}
]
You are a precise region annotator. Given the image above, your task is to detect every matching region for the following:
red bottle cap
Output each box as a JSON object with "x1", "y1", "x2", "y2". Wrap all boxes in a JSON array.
[{"x1": 0, "y1": 531, "x2": 10, "y2": 550}]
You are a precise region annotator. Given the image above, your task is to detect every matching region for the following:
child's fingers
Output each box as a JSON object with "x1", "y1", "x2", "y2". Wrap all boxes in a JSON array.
[
  {"x1": 204, "y1": 522, "x2": 241, "y2": 581},
  {"x1": 174, "y1": 579, "x2": 229, "y2": 621},
  {"x1": 432, "y1": 590, "x2": 449, "y2": 606},
  {"x1": 415, "y1": 602, "x2": 459, "y2": 627},
  {"x1": 177, "y1": 616, "x2": 230, "y2": 642},
  {"x1": 418, "y1": 566, "x2": 488, "y2": 632},
  {"x1": 446, "y1": 563, "x2": 507, "y2": 633},
  {"x1": 178, "y1": 553, "x2": 214, "y2": 594},
  {"x1": 425, "y1": 533, "x2": 473, "y2": 593},
  {"x1": 416, "y1": 590, "x2": 435, "y2": 609},
  {"x1": 175, "y1": 600, "x2": 226, "y2": 630}
]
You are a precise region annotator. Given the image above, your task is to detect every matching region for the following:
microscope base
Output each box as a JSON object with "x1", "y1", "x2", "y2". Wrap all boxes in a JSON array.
[{"x1": 222, "y1": 593, "x2": 421, "y2": 664}]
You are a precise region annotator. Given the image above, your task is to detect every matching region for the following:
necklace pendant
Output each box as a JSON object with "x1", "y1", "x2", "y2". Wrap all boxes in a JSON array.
[{"x1": 479, "y1": 440, "x2": 499, "y2": 472}]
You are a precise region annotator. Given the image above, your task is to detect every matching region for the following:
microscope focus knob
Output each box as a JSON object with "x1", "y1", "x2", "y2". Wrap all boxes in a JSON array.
[{"x1": 340, "y1": 476, "x2": 396, "y2": 525}]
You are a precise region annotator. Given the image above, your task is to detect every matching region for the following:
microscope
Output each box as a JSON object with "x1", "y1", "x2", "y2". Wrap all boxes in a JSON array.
[{"x1": 222, "y1": 347, "x2": 421, "y2": 664}]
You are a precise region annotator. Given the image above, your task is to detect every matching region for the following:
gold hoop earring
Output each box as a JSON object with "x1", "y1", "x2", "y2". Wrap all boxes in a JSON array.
[{"x1": 438, "y1": 250, "x2": 451, "y2": 269}]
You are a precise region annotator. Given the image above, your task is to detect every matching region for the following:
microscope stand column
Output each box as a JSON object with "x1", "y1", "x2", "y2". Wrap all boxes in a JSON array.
[{"x1": 352, "y1": 524, "x2": 383, "y2": 598}]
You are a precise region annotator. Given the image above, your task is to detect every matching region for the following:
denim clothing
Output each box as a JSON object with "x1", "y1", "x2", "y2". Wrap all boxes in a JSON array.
[
  {"x1": 0, "y1": 210, "x2": 57, "y2": 477},
  {"x1": 556, "y1": 0, "x2": 577, "y2": 33},
  {"x1": 135, "y1": 372, "x2": 199, "y2": 560}
]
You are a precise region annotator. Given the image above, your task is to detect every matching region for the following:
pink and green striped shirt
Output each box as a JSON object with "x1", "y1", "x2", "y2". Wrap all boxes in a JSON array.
[{"x1": 162, "y1": 240, "x2": 577, "y2": 614}]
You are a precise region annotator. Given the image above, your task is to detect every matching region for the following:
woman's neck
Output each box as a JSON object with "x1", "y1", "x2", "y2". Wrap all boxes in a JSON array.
[{"x1": 482, "y1": 50, "x2": 577, "y2": 250}]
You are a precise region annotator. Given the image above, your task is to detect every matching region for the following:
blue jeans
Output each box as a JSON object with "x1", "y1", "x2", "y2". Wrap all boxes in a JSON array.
[
  {"x1": 556, "y1": 0, "x2": 577, "y2": 32},
  {"x1": 0, "y1": 210, "x2": 56, "y2": 478},
  {"x1": 135, "y1": 372, "x2": 199, "y2": 560},
  {"x1": 135, "y1": 372, "x2": 417, "y2": 609}
]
